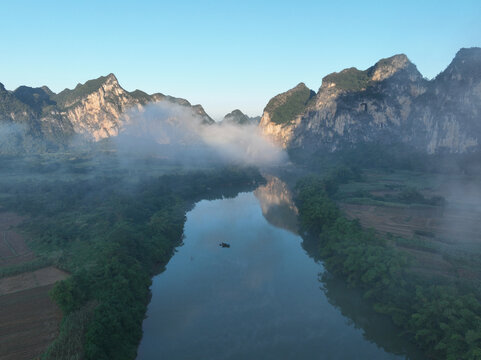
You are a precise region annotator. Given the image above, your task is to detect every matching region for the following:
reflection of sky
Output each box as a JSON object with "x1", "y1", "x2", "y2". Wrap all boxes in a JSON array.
[{"x1": 137, "y1": 192, "x2": 405, "y2": 360}]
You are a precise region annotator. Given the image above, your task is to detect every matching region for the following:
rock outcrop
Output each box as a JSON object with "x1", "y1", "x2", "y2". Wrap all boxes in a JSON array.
[
  {"x1": 259, "y1": 48, "x2": 481, "y2": 154},
  {"x1": 258, "y1": 83, "x2": 315, "y2": 147}
]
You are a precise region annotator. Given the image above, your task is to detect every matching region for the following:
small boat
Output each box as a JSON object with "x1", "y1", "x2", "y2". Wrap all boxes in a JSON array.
[{"x1": 219, "y1": 242, "x2": 230, "y2": 248}]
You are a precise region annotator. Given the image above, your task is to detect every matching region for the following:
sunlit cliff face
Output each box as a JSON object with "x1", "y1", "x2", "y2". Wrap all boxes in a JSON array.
[{"x1": 254, "y1": 175, "x2": 299, "y2": 234}]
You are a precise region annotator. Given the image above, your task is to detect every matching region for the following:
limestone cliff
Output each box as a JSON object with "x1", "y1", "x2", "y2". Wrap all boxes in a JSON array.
[
  {"x1": 52, "y1": 73, "x2": 214, "y2": 140},
  {"x1": 0, "y1": 74, "x2": 214, "y2": 153},
  {"x1": 260, "y1": 48, "x2": 481, "y2": 154},
  {"x1": 258, "y1": 83, "x2": 315, "y2": 147},
  {"x1": 52, "y1": 74, "x2": 136, "y2": 140},
  {"x1": 412, "y1": 48, "x2": 481, "y2": 153}
]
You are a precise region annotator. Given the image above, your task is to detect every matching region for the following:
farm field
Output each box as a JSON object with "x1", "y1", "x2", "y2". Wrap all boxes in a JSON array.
[
  {"x1": 0, "y1": 211, "x2": 68, "y2": 360},
  {"x1": 338, "y1": 170, "x2": 481, "y2": 282},
  {"x1": 0, "y1": 284, "x2": 64, "y2": 360}
]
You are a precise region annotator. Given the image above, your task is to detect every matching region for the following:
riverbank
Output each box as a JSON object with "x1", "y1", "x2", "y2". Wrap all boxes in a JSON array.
[
  {"x1": 137, "y1": 186, "x2": 411, "y2": 359},
  {"x1": 295, "y1": 168, "x2": 481, "y2": 359},
  {"x1": 0, "y1": 157, "x2": 263, "y2": 359}
]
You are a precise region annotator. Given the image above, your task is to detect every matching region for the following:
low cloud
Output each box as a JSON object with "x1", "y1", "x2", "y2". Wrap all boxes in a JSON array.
[
  {"x1": 0, "y1": 122, "x2": 25, "y2": 154},
  {"x1": 116, "y1": 101, "x2": 287, "y2": 167}
]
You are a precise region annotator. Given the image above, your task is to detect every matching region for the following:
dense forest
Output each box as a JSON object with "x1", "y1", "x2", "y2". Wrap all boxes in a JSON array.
[
  {"x1": 2, "y1": 148, "x2": 481, "y2": 359},
  {"x1": 0, "y1": 157, "x2": 262, "y2": 359},
  {"x1": 295, "y1": 167, "x2": 481, "y2": 359}
]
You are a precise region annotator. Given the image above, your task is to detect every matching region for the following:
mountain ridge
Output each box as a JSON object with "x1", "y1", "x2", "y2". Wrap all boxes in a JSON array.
[
  {"x1": 259, "y1": 47, "x2": 481, "y2": 154},
  {"x1": 2, "y1": 48, "x2": 480, "y2": 156},
  {"x1": 0, "y1": 74, "x2": 214, "y2": 153},
  {"x1": 220, "y1": 109, "x2": 261, "y2": 126}
]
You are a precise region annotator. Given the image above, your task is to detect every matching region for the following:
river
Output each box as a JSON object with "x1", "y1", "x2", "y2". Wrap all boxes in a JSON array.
[{"x1": 136, "y1": 177, "x2": 422, "y2": 360}]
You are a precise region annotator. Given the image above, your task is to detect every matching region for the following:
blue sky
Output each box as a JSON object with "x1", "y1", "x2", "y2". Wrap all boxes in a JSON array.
[{"x1": 1, "y1": 1, "x2": 480, "y2": 120}]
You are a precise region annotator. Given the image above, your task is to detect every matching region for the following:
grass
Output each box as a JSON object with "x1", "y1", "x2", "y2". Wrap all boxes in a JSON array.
[
  {"x1": 395, "y1": 236, "x2": 438, "y2": 253},
  {"x1": 0, "y1": 257, "x2": 54, "y2": 278}
]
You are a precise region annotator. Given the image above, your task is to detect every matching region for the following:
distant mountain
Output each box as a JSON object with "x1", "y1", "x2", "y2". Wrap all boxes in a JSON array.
[
  {"x1": 220, "y1": 109, "x2": 260, "y2": 126},
  {"x1": 259, "y1": 47, "x2": 481, "y2": 154},
  {"x1": 0, "y1": 74, "x2": 214, "y2": 154}
]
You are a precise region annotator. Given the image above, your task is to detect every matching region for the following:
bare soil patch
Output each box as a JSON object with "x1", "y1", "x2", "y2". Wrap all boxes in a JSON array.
[
  {"x1": 340, "y1": 203, "x2": 481, "y2": 243},
  {"x1": 0, "y1": 211, "x2": 68, "y2": 360},
  {"x1": 0, "y1": 266, "x2": 68, "y2": 296},
  {"x1": 0, "y1": 284, "x2": 63, "y2": 360}
]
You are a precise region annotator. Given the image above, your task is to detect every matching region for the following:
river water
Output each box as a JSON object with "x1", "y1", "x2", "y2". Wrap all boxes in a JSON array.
[{"x1": 137, "y1": 177, "x2": 421, "y2": 360}]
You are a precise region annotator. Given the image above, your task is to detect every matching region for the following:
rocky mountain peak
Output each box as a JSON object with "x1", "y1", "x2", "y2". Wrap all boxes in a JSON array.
[
  {"x1": 53, "y1": 73, "x2": 123, "y2": 109},
  {"x1": 92, "y1": 73, "x2": 120, "y2": 90},
  {"x1": 222, "y1": 109, "x2": 260, "y2": 126},
  {"x1": 228, "y1": 109, "x2": 244, "y2": 117},
  {"x1": 223, "y1": 109, "x2": 247, "y2": 121},
  {"x1": 105, "y1": 72, "x2": 118, "y2": 82},
  {"x1": 192, "y1": 104, "x2": 215, "y2": 124},
  {"x1": 0, "y1": 74, "x2": 216, "y2": 153},
  {"x1": 451, "y1": 47, "x2": 481, "y2": 65},
  {"x1": 436, "y1": 47, "x2": 481, "y2": 82},
  {"x1": 40, "y1": 86, "x2": 55, "y2": 97},
  {"x1": 369, "y1": 54, "x2": 413, "y2": 81},
  {"x1": 320, "y1": 54, "x2": 421, "y2": 93},
  {"x1": 293, "y1": 82, "x2": 308, "y2": 90},
  {"x1": 13, "y1": 86, "x2": 56, "y2": 114},
  {"x1": 100, "y1": 73, "x2": 122, "y2": 90},
  {"x1": 259, "y1": 48, "x2": 480, "y2": 155}
]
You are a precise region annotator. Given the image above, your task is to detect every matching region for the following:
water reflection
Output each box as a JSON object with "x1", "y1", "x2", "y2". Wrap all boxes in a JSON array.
[
  {"x1": 137, "y1": 183, "x2": 417, "y2": 359},
  {"x1": 255, "y1": 175, "x2": 423, "y2": 359},
  {"x1": 254, "y1": 175, "x2": 299, "y2": 235},
  {"x1": 320, "y1": 274, "x2": 424, "y2": 359}
]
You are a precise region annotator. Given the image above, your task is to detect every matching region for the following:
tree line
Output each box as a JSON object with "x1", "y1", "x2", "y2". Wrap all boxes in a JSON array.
[
  {"x1": 1, "y1": 164, "x2": 262, "y2": 360},
  {"x1": 295, "y1": 167, "x2": 481, "y2": 359}
]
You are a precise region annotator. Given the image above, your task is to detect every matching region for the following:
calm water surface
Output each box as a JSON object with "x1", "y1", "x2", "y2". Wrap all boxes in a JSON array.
[{"x1": 137, "y1": 180, "x2": 419, "y2": 360}]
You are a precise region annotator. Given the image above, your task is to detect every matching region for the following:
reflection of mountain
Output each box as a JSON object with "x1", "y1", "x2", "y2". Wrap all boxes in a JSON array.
[
  {"x1": 255, "y1": 175, "x2": 424, "y2": 358},
  {"x1": 254, "y1": 175, "x2": 299, "y2": 234}
]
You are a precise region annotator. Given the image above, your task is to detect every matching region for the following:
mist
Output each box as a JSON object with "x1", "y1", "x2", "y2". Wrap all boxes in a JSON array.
[
  {"x1": 0, "y1": 122, "x2": 23, "y2": 155},
  {"x1": 116, "y1": 101, "x2": 287, "y2": 167}
]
